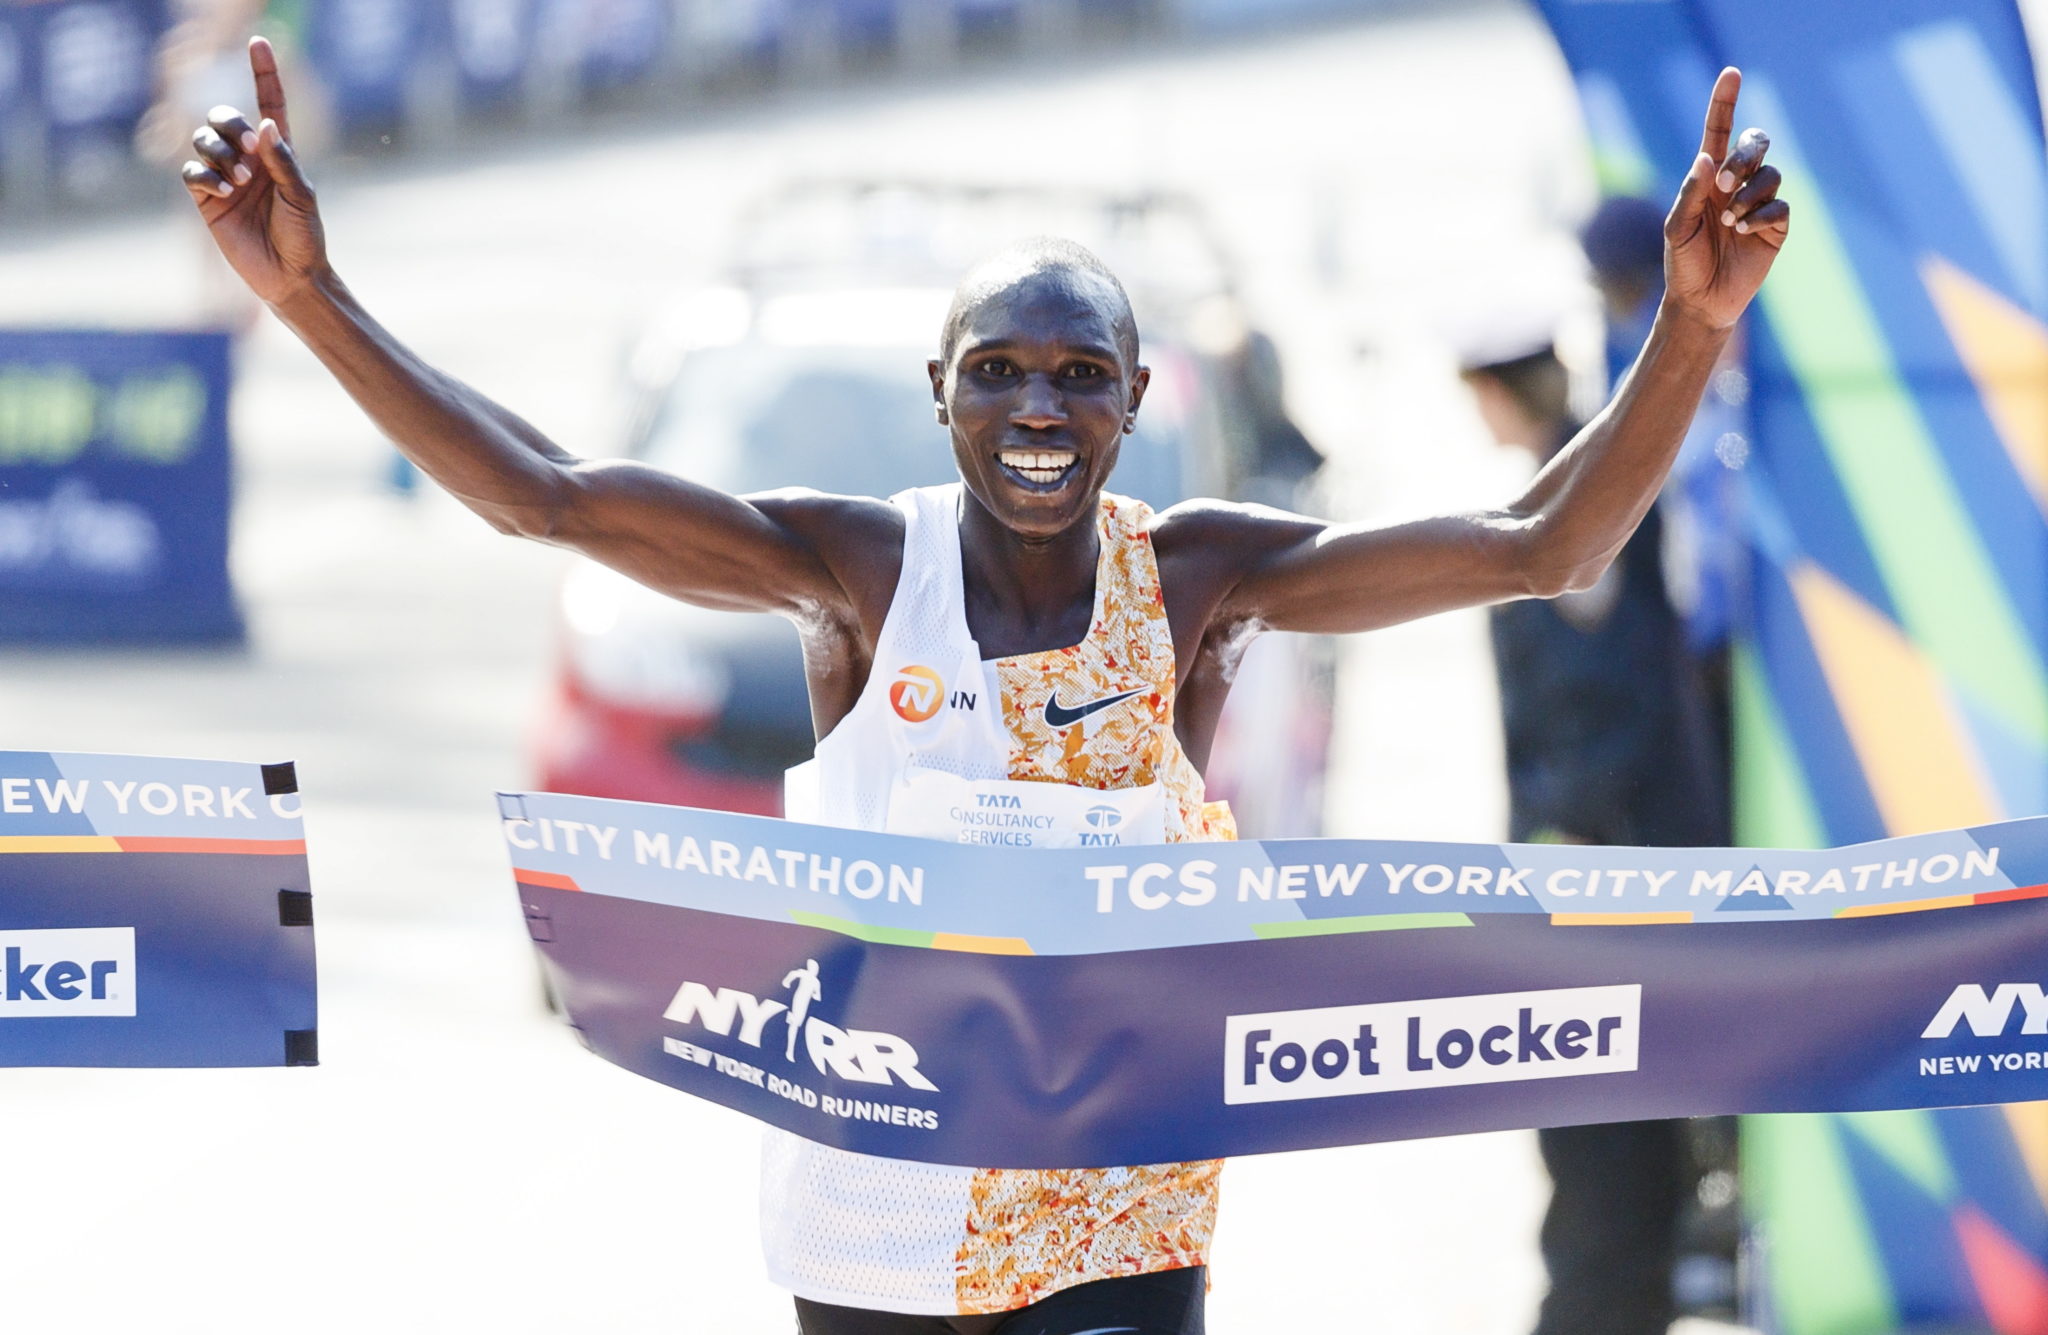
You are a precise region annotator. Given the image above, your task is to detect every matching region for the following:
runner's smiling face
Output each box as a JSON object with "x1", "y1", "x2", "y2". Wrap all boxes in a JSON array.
[{"x1": 930, "y1": 272, "x2": 1149, "y2": 540}]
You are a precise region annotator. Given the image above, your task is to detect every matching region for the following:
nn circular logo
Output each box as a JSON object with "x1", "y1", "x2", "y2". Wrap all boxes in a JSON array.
[{"x1": 888, "y1": 665, "x2": 945, "y2": 723}]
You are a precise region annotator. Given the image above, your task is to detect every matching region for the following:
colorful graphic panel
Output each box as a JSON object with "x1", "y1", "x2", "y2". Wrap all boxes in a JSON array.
[{"x1": 1534, "y1": 3, "x2": 2048, "y2": 1330}]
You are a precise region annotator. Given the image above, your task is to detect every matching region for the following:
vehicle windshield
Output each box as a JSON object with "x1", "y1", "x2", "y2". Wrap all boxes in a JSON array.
[{"x1": 635, "y1": 342, "x2": 1187, "y2": 507}]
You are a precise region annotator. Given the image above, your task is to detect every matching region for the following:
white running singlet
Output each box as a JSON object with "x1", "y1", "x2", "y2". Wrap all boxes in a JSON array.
[{"x1": 768, "y1": 484, "x2": 1233, "y2": 1316}]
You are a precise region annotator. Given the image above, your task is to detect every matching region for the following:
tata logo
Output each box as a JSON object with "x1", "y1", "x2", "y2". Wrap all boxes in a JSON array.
[
  {"x1": 0, "y1": 928, "x2": 135, "y2": 1017},
  {"x1": 1079, "y1": 806, "x2": 1126, "y2": 846},
  {"x1": 1923, "y1": 984, "x2": 2048, "y2": 1038},
  {"x1": 975, "y1": 793, "x2": 1022, "y2": 809},
  {"x1": 662, "y1": 958, "x2": 938, "y2": 1090}
]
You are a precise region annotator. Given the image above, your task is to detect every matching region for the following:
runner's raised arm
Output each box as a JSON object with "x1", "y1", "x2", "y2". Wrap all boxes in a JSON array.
[
  {"x1": 1181, "y1": 68, "x2": 1787, "y2": 639},
  {"x1": 179, "y1": 38, "x2": 880, "y2": 624}
]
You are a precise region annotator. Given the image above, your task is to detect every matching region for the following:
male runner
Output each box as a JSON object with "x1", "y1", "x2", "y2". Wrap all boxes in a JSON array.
[{"x1": 181, "y1": 39, "x2": 1787, "y2": 1334}]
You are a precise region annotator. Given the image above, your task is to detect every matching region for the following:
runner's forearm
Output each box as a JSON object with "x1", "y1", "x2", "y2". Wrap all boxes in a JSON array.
[
  {"x1": 1510, "y1": 297, "x2": 1730, "y2": 594},
  {"x1": 269, "y1": 267, "x2": 576, "y2": 536}
]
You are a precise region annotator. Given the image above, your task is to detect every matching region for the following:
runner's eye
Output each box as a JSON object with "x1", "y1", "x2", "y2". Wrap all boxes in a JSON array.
[
  {"x1": 979, "y1": 359, "x2": 1013, "y2": 377},
  {"x1": 1064, "y1": 364, "x2": 1102, "y2": 380}
]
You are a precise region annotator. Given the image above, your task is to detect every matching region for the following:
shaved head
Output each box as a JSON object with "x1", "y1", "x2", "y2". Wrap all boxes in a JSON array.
[{"x1": 941, "y1": 238, "x2": 1139, "y2": 369}]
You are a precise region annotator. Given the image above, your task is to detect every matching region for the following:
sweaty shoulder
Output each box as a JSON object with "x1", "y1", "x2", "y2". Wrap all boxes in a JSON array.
[
  {"x1": 1155, "y1": 495, "x2": 1310, "y2": 585},
  {"x1": 747, "y1": 488, "x2": 905, "y2": 636},
  {"x1": 1150, "y1": 498, "x2": 1326, "y2": 623}
]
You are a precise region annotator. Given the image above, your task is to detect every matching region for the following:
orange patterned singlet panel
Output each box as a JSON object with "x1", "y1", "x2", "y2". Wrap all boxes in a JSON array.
[{"x1": 954, "y1": 492, "x2": 1230, "y2": 1314}]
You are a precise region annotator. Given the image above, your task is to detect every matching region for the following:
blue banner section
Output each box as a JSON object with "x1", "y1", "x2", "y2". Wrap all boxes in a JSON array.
[
  {"x1": 24, "y1": 0, "x2": 165, "y2": 137},
  {"x1": 505, "y1": 795, "x2": 2048, "y2": 1167},
  {"x1": 305, "y1": 0, "x2": 433, "y2": 132},
  {"x1": 0, "y1": 753, "x2": 315, "y2": 1068},
  {"x1": 0, "y1": 330, "x2": 242, "y2": 644}
]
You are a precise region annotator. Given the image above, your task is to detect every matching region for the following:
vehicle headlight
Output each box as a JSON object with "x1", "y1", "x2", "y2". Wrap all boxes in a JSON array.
[{"x1": 560, "y1": 564, "x2": 732, "y2": 716}]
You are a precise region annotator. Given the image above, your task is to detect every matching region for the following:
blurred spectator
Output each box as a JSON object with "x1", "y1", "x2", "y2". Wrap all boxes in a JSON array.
[
  {"x1": 1579, "y1": 195, "x2": 1666, "y2": 380},
  {"x1": 1458, "y1": 321, "x2": 1730, "y2": 1335},
  {"x1": 1581, "y1": 196, "x2": 1748, "y2": 672},
  {"x1": 138, "y1": 0, "x2": 312, "y2": 165},
  {"x1": 138, "y1": 0, "x2": 316, "y2": 327},
  {"x1": 1575, "y1": 193, "x2": 1750, "y2": 1327},
  {"x1": 1229, "y1": 328, "x2": 1324, "y2": 507}
]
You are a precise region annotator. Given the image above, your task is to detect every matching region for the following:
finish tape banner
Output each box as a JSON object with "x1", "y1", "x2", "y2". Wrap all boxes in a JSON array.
[
  {"x1": 502, "y1": 791, "x2": 2048, "y2": 1167},
  {"x1": 0, "y1": 753, "x2": 317, "y2": 1067}
]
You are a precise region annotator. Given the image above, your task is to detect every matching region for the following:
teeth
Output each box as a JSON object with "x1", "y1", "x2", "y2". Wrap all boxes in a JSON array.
[{"x1": 998, "y1": 451, "x2": 1077, "y2": 482}]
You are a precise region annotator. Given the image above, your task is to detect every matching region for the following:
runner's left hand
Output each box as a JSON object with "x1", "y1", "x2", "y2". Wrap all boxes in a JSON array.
[{"x1": 1663, "y1": 68, "x2": 1790, "y2": 330}]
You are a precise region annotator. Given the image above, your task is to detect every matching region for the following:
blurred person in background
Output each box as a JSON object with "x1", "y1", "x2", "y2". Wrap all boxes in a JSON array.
[
  {"x1": 1460, "y1": 318, "x2": 1730, "y2": 1335},
  {"x1": 1578, "y1": 191, "x2": 1749, "y2": 1327},
  {"x1": 1226, "y1": 328, "x2": 1324, "y2": 508},
  {"x1": 1582, "y1": 194, "x2": 1748, "y2": 759},
  {"x1": 138, "y1": 0, "x2": 312, "y2": 328},
  {"x1": 179, "y1": 41, "x2": 1785, "y2": 1334}
]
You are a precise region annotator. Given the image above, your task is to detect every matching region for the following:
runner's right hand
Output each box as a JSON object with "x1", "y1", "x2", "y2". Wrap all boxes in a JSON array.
[{"x1": 180, "y1": 37, "x2": 328, "y2": 307}]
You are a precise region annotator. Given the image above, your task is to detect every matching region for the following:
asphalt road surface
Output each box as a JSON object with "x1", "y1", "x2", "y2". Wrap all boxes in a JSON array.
[{"x1": 0, "y1": 4, "x2": 1718, "y2": 1331}]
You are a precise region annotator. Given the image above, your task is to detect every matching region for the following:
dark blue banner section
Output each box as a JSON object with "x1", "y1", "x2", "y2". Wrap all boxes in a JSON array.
[
  {"x1": 525, "y1": 884, "x2": 2048, "y2": 1168},
  {"x1": 0, "y1": 752, "x2": 315, "y2": 1067},
  {"x1": 0, "y1": 854, "x2": 317, "y2": 1067},
  {"x1": 4, "y1": 1, "x2": 166, "y2": 148},
  {"x1": 0, "y1": 330, "x2": 242, "y2": 644}
]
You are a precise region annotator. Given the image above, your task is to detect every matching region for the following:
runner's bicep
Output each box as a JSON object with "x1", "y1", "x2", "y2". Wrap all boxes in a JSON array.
[
  {"x1": 540, "y1": 459, "x2": 845, "y2": 616},
  {"x1": 1226, "y1": 510, "x2": 1536, "y2": 634}
]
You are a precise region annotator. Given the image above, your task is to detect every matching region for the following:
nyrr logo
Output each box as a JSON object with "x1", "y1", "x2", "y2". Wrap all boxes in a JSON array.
[
  {"x1": 889, "y1": 665, "x2": 945, "y2": 723},
  {"x1": 662, "y1": 958, "x2": 938, "y2": 1091},
  {"x1": 1224, "y1": 984, "x2": 1639, "y2": 1105},
  {"x1": 0, "y1": 928, "x2": 136, "y2": 1017},
  {"x1": 1923, "y1": 984, "x2": 2048, "y2": 1038}
]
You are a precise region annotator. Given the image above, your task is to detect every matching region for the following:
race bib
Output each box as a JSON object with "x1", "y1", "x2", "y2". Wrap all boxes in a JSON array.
[{"x1": 884, "y1": 767, "x2": 1165, "y2": 849}]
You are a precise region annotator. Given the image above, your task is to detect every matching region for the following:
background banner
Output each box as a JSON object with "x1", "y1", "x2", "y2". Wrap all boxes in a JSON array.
[
  {"x1": 505, "y1": 792, "x2": 2048, "y2": 1168},
  {"x1": 0, "y1": 330, "x2": 243, "y2": 645},
  {"x1": 0, "y1": 752, "x2": 317, "y2": 1067},
  {"x1": 1533, "y1": 3, "x2": 2048, "y2": 1330}
]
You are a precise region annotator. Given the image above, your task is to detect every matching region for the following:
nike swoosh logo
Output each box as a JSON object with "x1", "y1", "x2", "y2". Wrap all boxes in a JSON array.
[{"x1": 1044, "y1": 687, "x2": 1144, "y2": 729}]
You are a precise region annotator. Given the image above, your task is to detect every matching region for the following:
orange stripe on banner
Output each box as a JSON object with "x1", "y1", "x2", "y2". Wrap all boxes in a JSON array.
[
  {"x1": 1549, "y1": 912, "x2": 1694, "y2": 926},
  {"x1": 1836, "y1": 894, "x2": 1977, "y2": 918},
  {"x1": 514, "y1": 869, "x2": 582, "y2": 892},
  {"x1": 1977, "y1": 883, "x2": 2048, "y2": 906},
  {"x1": 1922, "y1": 256, "x2": 2048, "y2": 517},
  {"x1": 930, "y1": 933, "x2": 1033, "y2": 955},
  {"x1": 114, "y1": 837, "x2": 307, "y2": 855},
  {"x1": 0, "y1": 836, "x2": 123, "y2": 853},
  {"x1": 1789, "y1": 563, "x2": 2002, "y2": 834}
]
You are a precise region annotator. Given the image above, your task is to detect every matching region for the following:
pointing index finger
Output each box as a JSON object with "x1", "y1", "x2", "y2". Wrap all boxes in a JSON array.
[
  {"x1": 1698, "y1": 66, "x2": 1741, "y2": 164},
  {"x1": 248, "y1": 35, "x2": 292, "y2": 143}
]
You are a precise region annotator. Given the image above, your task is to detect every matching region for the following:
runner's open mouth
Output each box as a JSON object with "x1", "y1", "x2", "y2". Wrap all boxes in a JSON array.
[{"x1": 997, "y1": 450, "x2": 1080, "y2": 490}]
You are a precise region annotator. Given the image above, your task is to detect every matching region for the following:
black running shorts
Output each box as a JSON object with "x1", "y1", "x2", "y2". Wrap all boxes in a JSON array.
[{"x1": 793, "y1": 1265, "x2": 1206, "y2": 1335}]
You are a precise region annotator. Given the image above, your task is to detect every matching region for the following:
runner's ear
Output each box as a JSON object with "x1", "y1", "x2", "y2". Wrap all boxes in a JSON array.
[{"x1": 928, "y1": 359, "x2": 949, "y2": 426}]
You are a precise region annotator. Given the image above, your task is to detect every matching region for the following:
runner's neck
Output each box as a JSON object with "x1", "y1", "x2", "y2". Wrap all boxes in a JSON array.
[{"x1": 956, "y1": 487, "x2": 1102, "y2": 659}]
